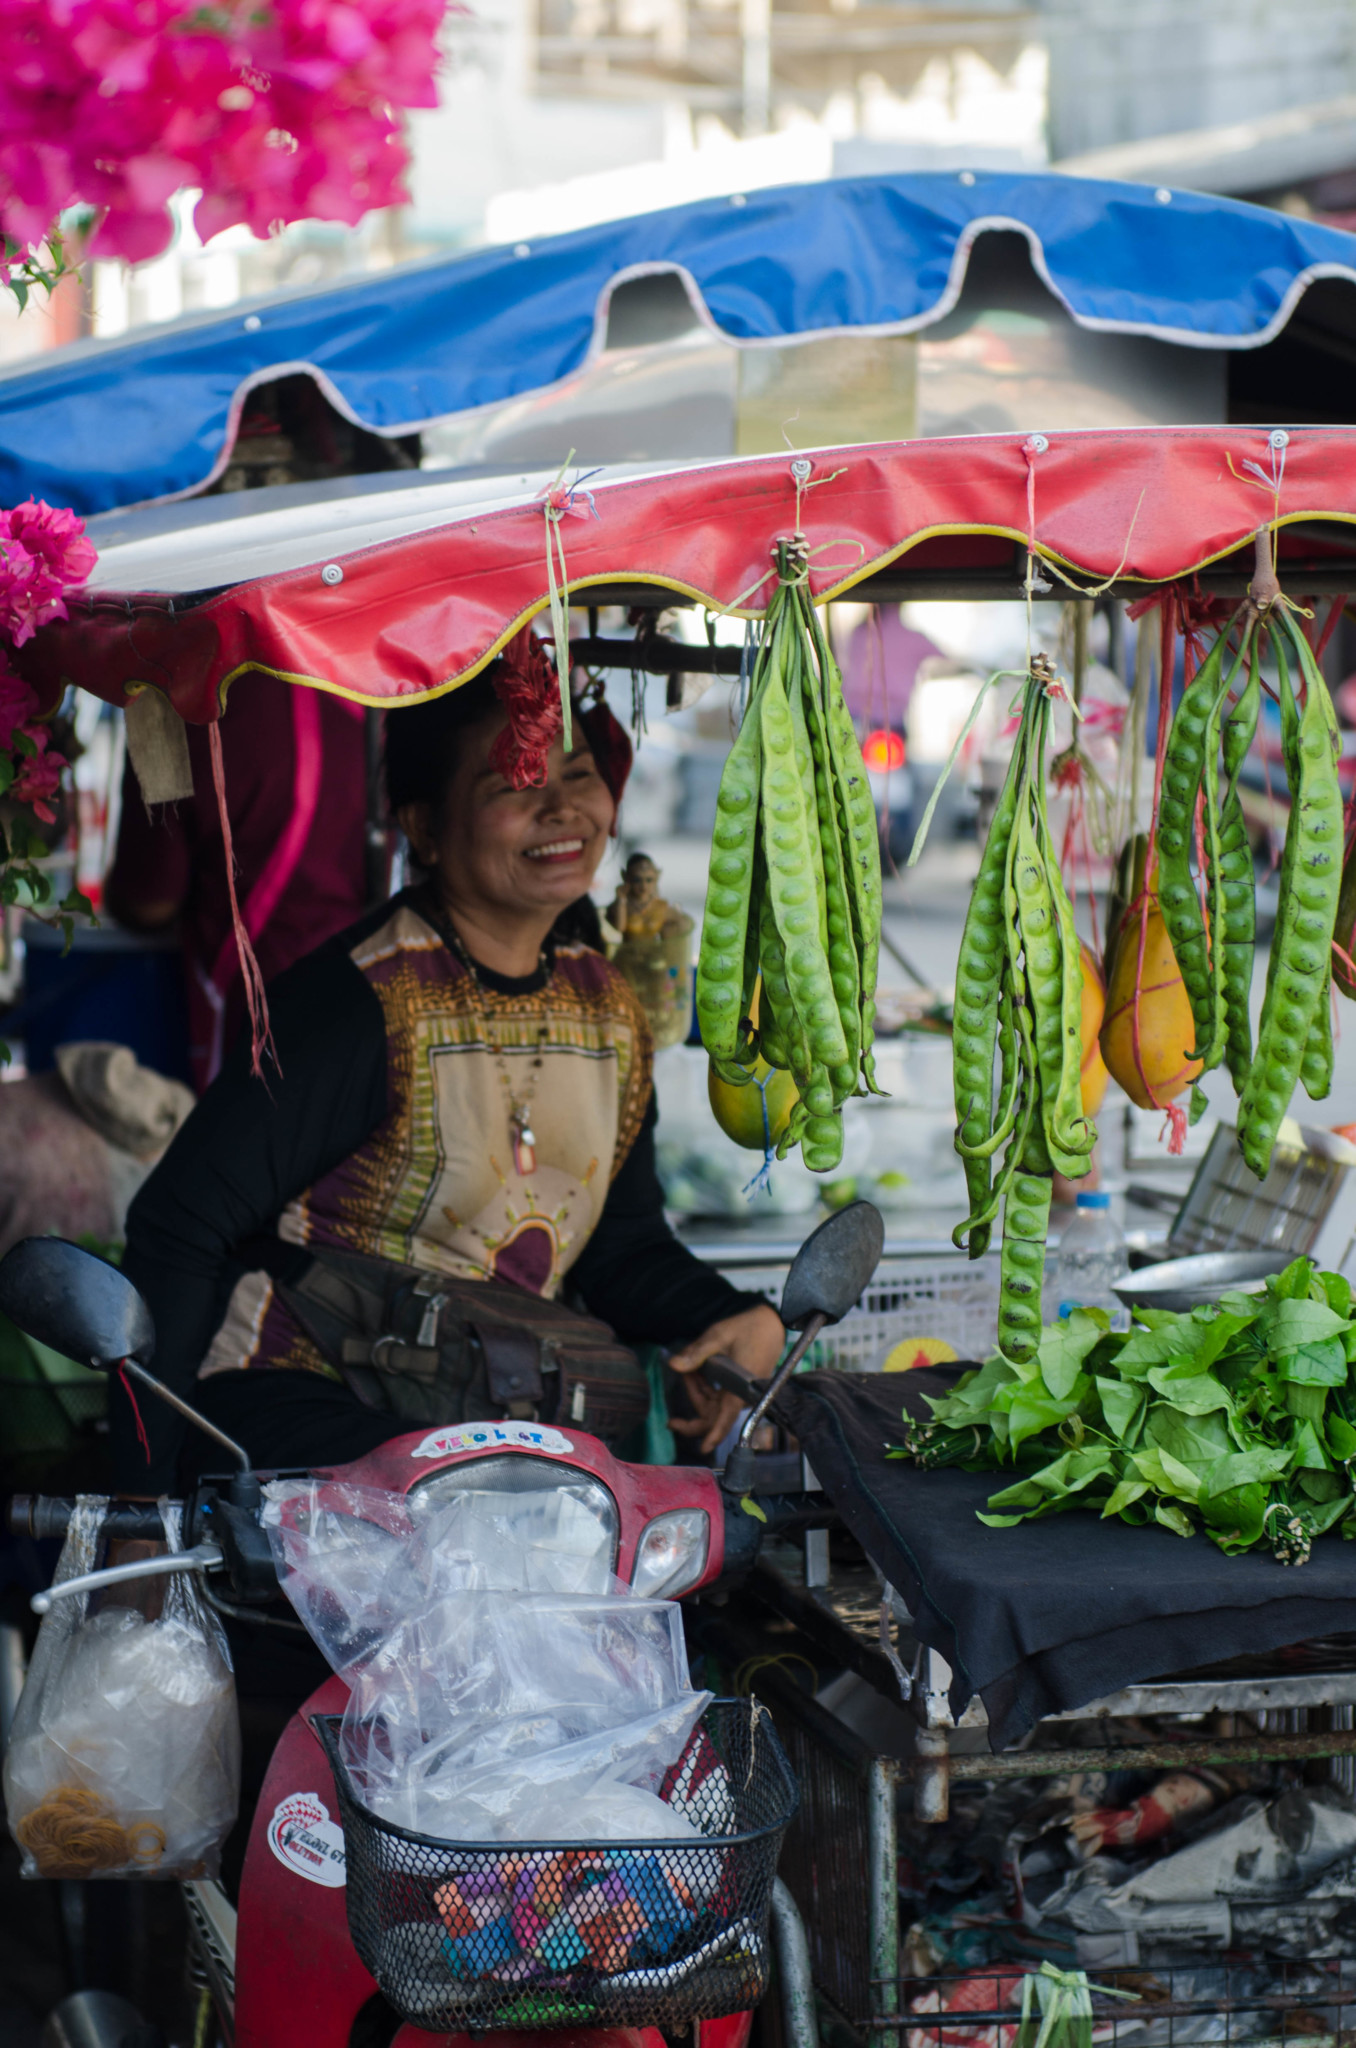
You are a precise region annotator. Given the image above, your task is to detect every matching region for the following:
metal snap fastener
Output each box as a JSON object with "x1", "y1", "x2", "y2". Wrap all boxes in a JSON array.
[
  {"x1": 243, "y1": 313, "x2": 262, "y2": 330},
  {"x1": 321, "y1": 564, "x2": 344, "y2": 585}
]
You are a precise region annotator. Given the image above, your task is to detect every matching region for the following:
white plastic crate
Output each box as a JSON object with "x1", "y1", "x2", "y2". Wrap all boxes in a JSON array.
[{"x1": 716, "y1": 1253, "x2": 1002, "y2": 1369}]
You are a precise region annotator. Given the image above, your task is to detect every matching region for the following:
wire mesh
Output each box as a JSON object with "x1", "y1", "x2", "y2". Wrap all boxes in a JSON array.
[
  {"x1": 311, "y1": 1698, "x2": 796, "y2": 2034},
  {"x1": 1169, "y1": 1126, "x2": 1345, "y2": 1259},
  {"x1": 722, "y1": 1258, "x2": 1002, "y2": 1369},
  {"x1": 886, "y1": 1958, "x2": 1356, "y2": 2046},
  {"x1": 760, "y1": 1686, "x2": 876, "y2": 2023}
]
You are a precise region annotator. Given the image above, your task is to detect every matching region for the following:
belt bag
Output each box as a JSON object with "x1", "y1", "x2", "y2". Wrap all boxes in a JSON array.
[{"x1": 274, "y1": 1245, "x2": 650, "y2": 1447}]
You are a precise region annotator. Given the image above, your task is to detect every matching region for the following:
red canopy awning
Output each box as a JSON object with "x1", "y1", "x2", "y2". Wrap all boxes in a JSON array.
[{"x1": 21, "y1": 427, "x2": 1356, "y2": 723}]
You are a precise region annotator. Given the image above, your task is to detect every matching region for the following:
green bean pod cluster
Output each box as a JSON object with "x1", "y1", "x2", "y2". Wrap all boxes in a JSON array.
[
  {"x1": 950, "y1": 662, "x2": 1096, "y2": 1364},
  {"x1": 1154, "y1": 597, "x2": 1343, "y2": 1180},
  {"x1": 695, "y1": 543, "x2": 884, "y2": 1172},
  {"x1": 1236, "y1": 613, "x2": 1343, "y2": 1175}
]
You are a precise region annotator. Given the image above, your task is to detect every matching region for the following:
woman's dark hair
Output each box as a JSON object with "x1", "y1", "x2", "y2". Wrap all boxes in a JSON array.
[
  {"x1": 384, "y1": 667, "x2": 503, "y2": 815},
  {"x1": 384, "y1": 665, "x2": 605, "y2": 952}
]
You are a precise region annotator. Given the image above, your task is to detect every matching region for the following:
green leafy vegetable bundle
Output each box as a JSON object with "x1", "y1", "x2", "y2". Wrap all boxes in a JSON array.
[{"x1": 897, "y1": 1256, "x2": 1356, "y2": 1566}]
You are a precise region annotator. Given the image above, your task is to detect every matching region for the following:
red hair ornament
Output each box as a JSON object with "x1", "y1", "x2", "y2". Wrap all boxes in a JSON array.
[{"x1": 488, "y1": 628, "x2": 632, "y2": 810}]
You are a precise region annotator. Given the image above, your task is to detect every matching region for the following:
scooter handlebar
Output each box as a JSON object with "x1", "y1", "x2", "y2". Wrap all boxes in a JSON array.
[{"x1": 7, "y1": 1495, "x2": 172, "y2": 1542}]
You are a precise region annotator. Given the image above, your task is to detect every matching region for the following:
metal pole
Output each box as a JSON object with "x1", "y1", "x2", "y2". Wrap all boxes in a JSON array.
[
  {"x1": 868, "y1": 1758, "x2": 898, "y2": 2048},
  {"x1": 911, "y1": 1727, "x2": 950, "y2": 1825},
  {"x1": 770, "y1": 1879, "x2": 819, "y2": 2048},
  {"x1": 741, "y1": 0, "x2": 771, "y2": 136},
  {"x1": 939, "y1": 1729, "x2": 1356, "y2": 1782}
]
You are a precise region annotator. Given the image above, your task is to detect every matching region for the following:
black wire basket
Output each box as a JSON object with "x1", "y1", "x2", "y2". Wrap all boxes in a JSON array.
[{"x1": 311, "y1": 1696, "x2": 797, "y2": 2033}]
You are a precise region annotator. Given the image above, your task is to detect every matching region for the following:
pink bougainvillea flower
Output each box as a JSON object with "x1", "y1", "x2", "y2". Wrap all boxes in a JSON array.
[
  {"x1": 0, "y1": 539, "x2": 61, "y2": 645},
  {"x1": 5, "y1": 501, "x2": 98, "y2": 592},
  {"x1": 10, "y1": 732, "x2": 65, "y2": 823},
  {"x1": 0, "y1": 0, "x2": 451, "y2": 266},
  {"x1": 0, "y1": 666, "x2": 40, "y2": 753}
]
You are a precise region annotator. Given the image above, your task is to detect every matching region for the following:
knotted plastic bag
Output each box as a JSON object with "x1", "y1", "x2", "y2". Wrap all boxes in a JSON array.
[
  {"x1": 263, "y1": 1480, "x2": 709, "y2": 1843},
  {"x1": 4, "y1": 1496, "x2": 240, "y2": 1879}
]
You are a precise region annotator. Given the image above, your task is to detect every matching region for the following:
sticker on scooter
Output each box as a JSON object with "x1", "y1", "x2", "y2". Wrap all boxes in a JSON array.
[
  {"x1": 410, "y1": 1420, "x2": 573, "y2": 1459},
  {"x1": 267, "y1": 1793, "x2": 347, "y2": 1888}
]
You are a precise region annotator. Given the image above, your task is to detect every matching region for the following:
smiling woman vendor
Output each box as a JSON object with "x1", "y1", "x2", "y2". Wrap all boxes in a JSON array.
[{"x1": 112, "y1": 631, "x2": 783, "y2": 1494}]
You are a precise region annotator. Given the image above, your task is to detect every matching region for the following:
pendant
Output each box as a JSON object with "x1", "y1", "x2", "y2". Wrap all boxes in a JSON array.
[{"x1": 511, "y1": 1117, "x2": 537, "y2": 1177}]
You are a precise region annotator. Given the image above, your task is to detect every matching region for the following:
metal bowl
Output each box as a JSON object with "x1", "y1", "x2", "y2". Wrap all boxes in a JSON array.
[{"x1": 1111, "y1": 1249, "x2": 1295, "y2": 1313}]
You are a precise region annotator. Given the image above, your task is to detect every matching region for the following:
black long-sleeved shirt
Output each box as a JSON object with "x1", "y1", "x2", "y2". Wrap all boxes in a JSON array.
[{"x1": 116, "y1": 891, "x2": 755, "y2": 1489}]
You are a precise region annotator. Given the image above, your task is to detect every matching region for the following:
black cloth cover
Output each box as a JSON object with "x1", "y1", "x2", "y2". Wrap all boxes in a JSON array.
[{"x1": 774, "y1": 1368, "x2": 1356, "y2": 1753}]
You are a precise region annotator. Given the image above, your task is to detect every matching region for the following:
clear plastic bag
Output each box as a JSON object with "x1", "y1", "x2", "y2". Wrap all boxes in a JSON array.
[
  {"x1": 4, "y1": 1496, "x2": 240, "y2": 1880},
  {"x1": 263, "y1": 1480, "x2": 710, "y2": 1843}
]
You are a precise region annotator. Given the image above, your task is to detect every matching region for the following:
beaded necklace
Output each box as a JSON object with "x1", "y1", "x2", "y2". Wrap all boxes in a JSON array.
[{"x1": 432, "y1": 896, "x2": 551, "y2": 1177}]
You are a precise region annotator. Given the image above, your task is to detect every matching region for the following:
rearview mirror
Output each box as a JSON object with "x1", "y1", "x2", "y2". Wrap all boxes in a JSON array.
[
  {"x1": 780, "y1": 1201, "x2": 884, "y2": 1330},
  {"x1": 0, "y1": 1238, "x2": 155, "y2": 1370}
]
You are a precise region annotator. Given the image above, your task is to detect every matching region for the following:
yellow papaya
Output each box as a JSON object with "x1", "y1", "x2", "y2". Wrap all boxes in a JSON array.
[
  {"x1": 1078, "y1": 938, "x2": 1109, "y2": 1118},
  {"x1": 708, "y1": 1058, "x2": 799, "y2": 1150},
  {"x1": 1100, "y1": 890, "x2": 1202, "y2": 1110}
]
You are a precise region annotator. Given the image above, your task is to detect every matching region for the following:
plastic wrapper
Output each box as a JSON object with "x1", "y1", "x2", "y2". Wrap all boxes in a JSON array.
[
  {"x1": 4, "y1": 1497, "x2": 239, "y2": 1880},
  {"x1": 263, "y1": 1480, "x2": 710, "y2": 1844}
]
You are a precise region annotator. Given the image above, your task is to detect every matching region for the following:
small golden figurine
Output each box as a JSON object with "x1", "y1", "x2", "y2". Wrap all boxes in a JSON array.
[
  {"x1": 607, "y1": 853, "x2": 693, "y2": 1048},
  {"x1": 608, "y1": 853, "x2": 688, "y2": 941}
]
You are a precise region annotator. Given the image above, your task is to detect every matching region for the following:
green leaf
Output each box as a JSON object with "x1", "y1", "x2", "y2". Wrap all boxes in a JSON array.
[
  {"x1": 1299, "y1": 1469, "x2": 1344, "y2": 1503},
  {"x1": 0, "y1": 755, "x2": 12, "y2": 797},
  {"x1": 1323, "y1": 1273, "x2": 1354, "y2": 1321},
  {"x1": 976, "y1": 1512, "x2": 1028, "y2": 1528},
  {"x1": 1007, "y1": 1390, "x2": 1081, "y2": 1455},
  {"x1": 1202, "y1": 1446, "x2": 1292, "y2": 1496},
  {"x1": 1094, "y1": 1377, "x2": 1145, "y2": 1444},
  {"x1": 1102, "y1": 1476, "x2": 1150, "y2": 1517},
  {"x1": 1277, "y1": 1337, "x2": 1348, "y2": 1385},
  {"x1": 1147, "y1": 1402, "x2": 1231, "y2": 1463},
  {"x1": 1037, "y1": 1312, "x2": 1106, "y2": 1400},
  {"x1": 1292, "y1": 1418, "x2": 1332, "y2": 1470},
  {"x1": 1268, "y1": 1298, "x2": 1348, "y2": 1350},
  {"x1": 1199, "y1": 1483, "x2": 1268, "y2": 1551},
  {"x1": 739, "y1": 1496, "x2": 767, "y2": 1523},
  {"x1": 1269, "y1": 1257, "x2": 1320, "y2": 1303},
  {"x1": 1217, "y1": 1290, "x2": 1266, "y2": 1321},
  {"x1": 1285, "y1": 1381, "x2": 1329, "y2": 1426},
  {"x1": 1132, "y1": 1445, "x2": 1202, "y2": 1502},
  {"x1": 984, "y1": 1476, "x2": 1049, "y2": 1511},
  {"x1": 1145, "y1": 1366, "x2": 1233, "y2": 1416},
  {"x1": 1114, "y1": 1326, "x2": 1179, "y2": 1374},
  {"x1": 1154, "y1": 1499, "x2": 1196, "y2": 1538},
  {"x1": 1327, "y1": 1415, "x2": 1356, "y2": 1461},
  {"x1": 1308, "y1": 1494, "x2": 1353, "y2": 1537}
]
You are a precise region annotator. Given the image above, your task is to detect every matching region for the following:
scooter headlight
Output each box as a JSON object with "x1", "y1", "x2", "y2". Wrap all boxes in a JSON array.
[
  {"x1": 630, "y1": 1508, "x2": 710, "y2": 1600},
  {"x1": 411, "y1": 1454, "x2": 619, "y2": 1590}
]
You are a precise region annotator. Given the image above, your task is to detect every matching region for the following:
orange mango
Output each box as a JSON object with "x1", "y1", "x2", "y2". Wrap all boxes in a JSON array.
[
  {"x1": 1078, "y1": 938, "x2": 1109, "y2": 1118},
  {"x1": 1099, "y1": 894, "x2": 1202, "y2": 1110}
]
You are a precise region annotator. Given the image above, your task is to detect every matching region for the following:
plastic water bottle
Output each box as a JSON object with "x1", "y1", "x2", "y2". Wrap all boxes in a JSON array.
[{"x1": 1055, "y1": 1192, "x2": 1130, "y2": 1330}]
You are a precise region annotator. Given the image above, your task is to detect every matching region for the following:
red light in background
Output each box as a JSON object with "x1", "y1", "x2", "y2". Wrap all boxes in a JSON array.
[{"x1": 862, "y1": 728, "x2": 906, "y2": 772}]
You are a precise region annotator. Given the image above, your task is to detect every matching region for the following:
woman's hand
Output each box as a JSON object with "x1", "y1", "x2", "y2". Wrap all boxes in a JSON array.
[{"x1": 668, "y1": 1302, "x2": 786, "y2": 1455}]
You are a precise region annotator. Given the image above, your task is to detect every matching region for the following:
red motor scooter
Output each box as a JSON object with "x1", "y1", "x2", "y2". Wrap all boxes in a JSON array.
[{"x1": 1, "y1": 1204, "x2": 883, "y2": 2048}]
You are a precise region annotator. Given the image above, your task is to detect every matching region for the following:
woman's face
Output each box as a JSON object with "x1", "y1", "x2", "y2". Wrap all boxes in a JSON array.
[{"x1": 400, "y1": 707, "x2": 616, "y2": 924}]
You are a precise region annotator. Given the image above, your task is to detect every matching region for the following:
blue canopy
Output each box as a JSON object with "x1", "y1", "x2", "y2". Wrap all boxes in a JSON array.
[{"x1": 5, "y1": 168, "x2": 1356, "y2": 516}]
